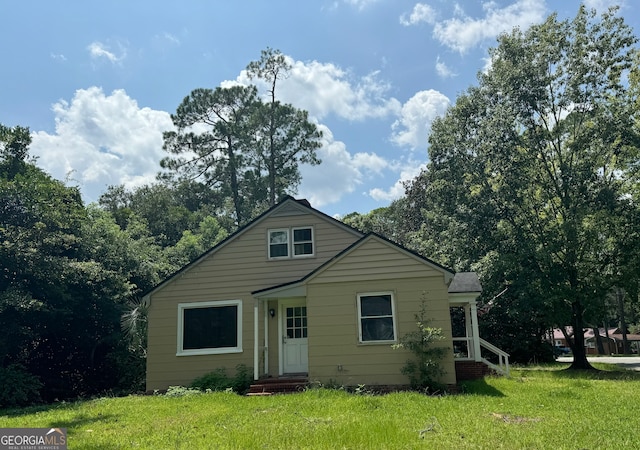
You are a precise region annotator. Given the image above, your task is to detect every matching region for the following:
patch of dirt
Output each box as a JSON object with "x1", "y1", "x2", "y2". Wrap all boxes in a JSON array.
[{"x1": 491, "y1": 413, "x2": 541, "y2": 424}]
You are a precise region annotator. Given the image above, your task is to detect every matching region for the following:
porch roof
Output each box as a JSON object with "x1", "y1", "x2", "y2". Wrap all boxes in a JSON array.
[{"x1": 448, "y1": 272, "x2": 482, "y2": 294}]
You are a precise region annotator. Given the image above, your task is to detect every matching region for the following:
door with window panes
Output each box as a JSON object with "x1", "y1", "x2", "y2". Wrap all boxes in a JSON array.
[{"x1": 281, "y1": 299, "x2": 308, "y2": 374}]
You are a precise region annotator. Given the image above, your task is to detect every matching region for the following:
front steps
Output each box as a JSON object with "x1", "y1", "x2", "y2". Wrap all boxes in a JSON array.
[{"x1": 247, "y1": 376, "x2": 308, "y2": 396}]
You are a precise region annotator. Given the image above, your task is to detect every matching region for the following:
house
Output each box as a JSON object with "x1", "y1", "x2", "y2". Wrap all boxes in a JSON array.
[
  {"x1": 584, "y1": 328, "x2": 640, "y2": 355},
  {"x1": 548, "y1": 327, "x2": 640, "y2": 355},
  {"x1": 144, "y1": 197, "x2": 508, "y2": 392}
]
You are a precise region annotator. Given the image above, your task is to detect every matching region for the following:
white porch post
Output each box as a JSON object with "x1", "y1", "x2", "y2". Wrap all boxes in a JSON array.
[
  {"x1": 263, "y1": 303, "x2": 269, "y2": 376},
  {"x1": 253, "y1": 300, "x2": 259, "y2": 381},
  {"x1": 464, "y1": 304, "x2": 473, "y2": 359},
  {"x1": 469, "y1": 300, "x2": 481, "y2": 362}
]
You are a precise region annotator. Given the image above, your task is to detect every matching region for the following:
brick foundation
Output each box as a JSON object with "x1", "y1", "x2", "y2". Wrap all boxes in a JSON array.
[{"x1": 455, "y1": 361, "x2": 493, "y2": 381}]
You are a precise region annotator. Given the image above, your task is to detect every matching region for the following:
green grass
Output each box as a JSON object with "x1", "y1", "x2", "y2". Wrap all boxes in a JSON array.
[{"x1": 2, "y1": 364, "x2": 640, "y2": 449}]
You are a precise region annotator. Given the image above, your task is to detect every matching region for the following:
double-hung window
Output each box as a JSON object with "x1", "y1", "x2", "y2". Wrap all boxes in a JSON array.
[
  {"x1": 357, "y1": 292, "x2": 396, "y2": 343},
  {"x1": 177, "y1": 300, "x2": 242, "y2": 356},
  {"x1": 268, "y1": 227, "x2": 314, "y2": 259}
]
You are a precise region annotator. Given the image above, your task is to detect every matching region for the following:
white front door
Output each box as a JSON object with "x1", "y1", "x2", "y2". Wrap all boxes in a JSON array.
[{"x1": 281, "y1": 300, "x2": 308, "y2": 374}]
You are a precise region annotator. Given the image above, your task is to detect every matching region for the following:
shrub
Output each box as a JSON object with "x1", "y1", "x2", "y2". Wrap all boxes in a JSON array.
[
  {"x1": 393, "y1": 295, "x2": 447, "y2": 392},
  {"x1": 0, "y1": 364, "x2": 42, "y2": 408},
  {"x1": 189, "y1": 364, "x2": 252, "y2": 394}
]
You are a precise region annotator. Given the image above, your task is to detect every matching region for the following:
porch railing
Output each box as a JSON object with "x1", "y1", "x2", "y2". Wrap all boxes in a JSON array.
[
  {"x1": 479, "y1": 338, "x2": 510, "y2": 377},
  {"x1": 452, "y1": 337, "x2": 510, "y2": 377}
]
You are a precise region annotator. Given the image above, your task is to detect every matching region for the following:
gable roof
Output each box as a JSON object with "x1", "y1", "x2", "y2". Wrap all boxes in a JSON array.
[
  {"x1": 252, "y1": 232, "x2": 455, "y2": 298},
  {"x1": 142, "y1": 195, "x2": 363, "y2": 301}
]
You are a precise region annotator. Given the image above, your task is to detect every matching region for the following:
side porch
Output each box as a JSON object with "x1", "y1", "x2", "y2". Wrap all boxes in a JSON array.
[{"x1": 449, "y1": 273, "x2": 510, "y2": 378}]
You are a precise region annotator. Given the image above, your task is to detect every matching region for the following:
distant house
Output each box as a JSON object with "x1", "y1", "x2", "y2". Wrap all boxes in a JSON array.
[
  {"x1": 549, "y1": 327, "x2": 640, "y2": 355},
  {"x1": 144, "y1": 197, "x2": 508, "y2": 392}
]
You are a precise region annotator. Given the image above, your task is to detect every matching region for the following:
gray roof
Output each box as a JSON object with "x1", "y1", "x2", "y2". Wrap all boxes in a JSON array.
[{"x1": 448, "y1": 272, "x2": 482, "y2": 293}]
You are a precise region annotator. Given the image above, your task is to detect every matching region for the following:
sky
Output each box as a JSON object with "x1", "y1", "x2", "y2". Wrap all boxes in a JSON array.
[{"x1": 0, "y1": 0, "x2": 637, "y2": 217}]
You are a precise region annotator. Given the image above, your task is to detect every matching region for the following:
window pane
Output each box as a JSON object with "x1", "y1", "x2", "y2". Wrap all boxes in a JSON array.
[
  {"x1": 293, "y1": 228, "x2": 313, "y2": 255},
  {"x1": 285, "y1": 305, "x2": 307, "y2": 340},
  {"x1": 293, "y1": 228, "x2": 312, "y2": 241},
  {"x1": 294, "y1": 243, "x2": 313, "y2": 255},
  {"x1": 183, "y1": 305, "x2": 237, "y2": 350},
  {"x1": 270, "y1": 231, "x2": 288, "y2": 244},
  {"x1": 269, "y1": 230, "x2": 289, "y2": 258},
  {"x1": 360, "y1": 295, "x2": 392, "y2": 316},
  {"x1": 270, "y1": 244, "x2": 288, "y2": 258},
  {"x1": 361, "y1": 317, "x2": 395, "y2": 341}
]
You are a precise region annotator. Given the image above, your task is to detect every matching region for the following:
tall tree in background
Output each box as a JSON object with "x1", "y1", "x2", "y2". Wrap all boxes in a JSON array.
[
  {"x1": 406, "y1": 7, "x2": 639, "y2": 369},
  {"x1": 246, "y1": 48, "x2": 322, "y2": 206},
  {"x1": 161, "y1": 85, "x2": 259, "y2": 225}
]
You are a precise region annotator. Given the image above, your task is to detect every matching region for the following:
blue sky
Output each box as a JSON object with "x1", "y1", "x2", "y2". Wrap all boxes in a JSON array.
[{"x1": 0, "y1": 0, "x2": 636, "y2": 217}]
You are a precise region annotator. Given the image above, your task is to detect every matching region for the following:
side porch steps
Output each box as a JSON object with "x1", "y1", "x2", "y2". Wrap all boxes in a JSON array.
[{"x1": 247, "y1": 376, "x2": 308, "y2": 396}]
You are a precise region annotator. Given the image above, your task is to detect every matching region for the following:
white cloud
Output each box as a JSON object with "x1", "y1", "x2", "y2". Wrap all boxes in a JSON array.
[
  {"x1": 50, "y1": 53, "x2": 66, "y2": 61},
  {"x1": 226, "y1": 57, "x2": 401, "y2": 122},
  {"x1": 400, "y1": 3, "x2": 437, "y2": 26},
  {"x1": 583, "y1": 0, "x2": 626, "y2": 11},
  {"x1": 87, "y1": 41, "x2": 126, "y2": 64},
  {"x1": 152, "y1": 32, "x2": 181, "y2": 51},
  {"x1": 428, "y1": 0, "x2": 547, "y2": 53},
  {"x1": 369, "y1": 160, "x2": 426, "y2": 202},
  {"x1": 391, "y1": 89, "x2": 450, "y2": 150},
  {"x1": 435, "y1": 57, "x2": 456, "y2": 78},
  {"x1": 30, "y1": 87, "x2": 173, "y2": 202},
  {"x1": 298, "y1": 125, "x2": 389, "y2": 207},
  {"x1": 344, "y1": 0, "x2": 380, "y2": 10}
]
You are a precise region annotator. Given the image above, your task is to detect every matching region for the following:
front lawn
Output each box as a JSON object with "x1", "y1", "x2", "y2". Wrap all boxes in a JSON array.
[{"x1": 2, "y1": 364, "x2": 639, "y2": 449}]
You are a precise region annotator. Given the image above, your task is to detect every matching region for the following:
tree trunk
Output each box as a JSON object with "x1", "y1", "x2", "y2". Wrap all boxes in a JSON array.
[
  {"x1": 226, "y1": 137, "x2": 242, "y2": 225},
  {"x1": 594, "y1": 327, "x2": 605, "y2": 355},
  {"x1": 604, "y1": 322, "x2": 611, "y2": 355},
  {"x1": 568, "y1": 301, "x2": 596, "y2": 370},
  {"x1": 616, "y1": 286, "x2": 630, "y2": 354}
]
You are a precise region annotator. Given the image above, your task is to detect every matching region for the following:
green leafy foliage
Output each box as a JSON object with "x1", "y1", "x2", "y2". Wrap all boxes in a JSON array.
[
  {"x1": 393, "y1": 297, "x2": 447, "y2": 391},
  {"x1": 0, "y1": 364, "x2": 42, "y2": 407},
  {"x1": 400, "y1": 6, "x2": 640, "y2": 368},
  {"x1": 189, "y1": 365, "x2": 252, "y2": 394}
]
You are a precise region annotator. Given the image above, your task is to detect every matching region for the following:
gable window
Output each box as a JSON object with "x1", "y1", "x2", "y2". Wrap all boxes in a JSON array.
[
  {"x1": 269, "y1": 229, "x2": 289, "y2": 258},
  {"x1": 268, "y1": 227, "x2": 314, "y2": 259},
  {"x1": 357, "y1": 292, "x2": 396, "y2": 343},
  {"x1": 293, "y1": 227, "x2": 313, "y2": 256},
  {"x1": 177, "y1": 300, "x2": 242, "y2": 356}
]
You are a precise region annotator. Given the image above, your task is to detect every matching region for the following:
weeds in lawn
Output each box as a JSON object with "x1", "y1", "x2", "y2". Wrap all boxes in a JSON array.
[{"x1": 2, "y1": 366, "x2": 640, "y2": 449}]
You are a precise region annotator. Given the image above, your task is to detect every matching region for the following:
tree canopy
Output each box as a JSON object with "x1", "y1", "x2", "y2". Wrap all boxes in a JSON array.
[
  {"x1": 402, "y1": 6, "x2": 640, "y2": 367},
  {"x1": 161, "y1": 48, "x2": 322, "y2": 225}
]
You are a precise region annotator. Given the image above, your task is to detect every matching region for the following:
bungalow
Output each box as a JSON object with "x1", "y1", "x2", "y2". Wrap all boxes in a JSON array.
[{"x1": 144, "y1": 197, "x2": 508, "y2": 392}]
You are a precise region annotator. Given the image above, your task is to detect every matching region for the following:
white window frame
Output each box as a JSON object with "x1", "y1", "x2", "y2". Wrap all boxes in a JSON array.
[
  {"x1": 177, "y1": 300, "x2": 242, "y2": 356},
  {"x1": 357, "y1": 291, "x2": 397, "y2": 344},
  {"x1": 268, "y1": 226, "x2": 314, "y2": 260},
  {"x1": 268, "y1": 228, "x2": 290, "y2": 259},
  {"x1": 292, "y1": 226, "x2": 314, "y2": 257}
]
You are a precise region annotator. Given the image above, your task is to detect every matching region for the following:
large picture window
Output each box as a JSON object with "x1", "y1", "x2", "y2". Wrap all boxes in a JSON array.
[
  {"x1": 177, "y1": 300, "x2": 242, "y2": 356},
  {"x1": 357, "y1": 292, "x2": 396, "y2": 343},
  {"x1": 268, "y1": 227, "x2": 314, "y2": 259}
]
